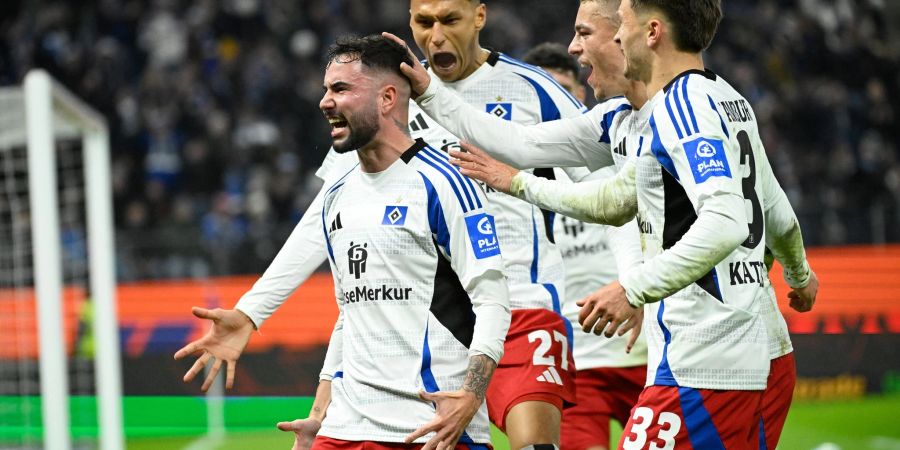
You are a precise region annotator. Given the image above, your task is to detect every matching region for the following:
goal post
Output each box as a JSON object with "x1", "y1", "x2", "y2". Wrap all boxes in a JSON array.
[{"x1": 2, "y1": 69, "x2": 124, "y2": 450}]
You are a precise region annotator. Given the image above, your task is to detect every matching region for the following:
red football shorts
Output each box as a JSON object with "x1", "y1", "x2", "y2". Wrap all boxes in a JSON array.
[
  {"x1": 758, "y1": 352, "x2": 796, "y2": 449},
  {"x1": 561, "y1": 365, "x2": 646, "y2": 450},
  {"x1": 618, "y1": 385, "x2": 763, "y2": 450},
  {"x1": 486, "y1": 308, "x2": 576, "y2": 431},
  {"x1": 311, "y1": 436, "x2": 492, "y2": 450}
]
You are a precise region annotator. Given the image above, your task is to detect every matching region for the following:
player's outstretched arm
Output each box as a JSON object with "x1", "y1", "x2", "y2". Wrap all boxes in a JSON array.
[
  {"x1": 758, "y1": 146, "x2": 818, "y2": 312},
  {"x1": 382, "y1": 31, "x2": 610, "y2": 171},
  {"x1": 234, "y1": 182, "x2": 331, "y2": 328},
  {"x1": 277, "y1": 380, "x2": 332, "y2": 450},
  {"x1": 450, "y1": 142, "x2": 637, "y2": 226},
  {"x1": 173, "y1": 307, "x2": 255, "y2": 391},
  {"x1": 405, "y1": 355, "x2": 497, "y2": 450}
]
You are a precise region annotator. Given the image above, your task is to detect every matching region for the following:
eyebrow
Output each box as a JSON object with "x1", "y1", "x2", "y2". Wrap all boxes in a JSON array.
[
  {"x1": 574, "y1": 23, "x2": 593, "y2": 32},
  {"x1": 324, "y1": 80, "x2": 351, "y2": 91},
  {"x1": 414, "y1": 11, "x2": 460, "y2": 21}
]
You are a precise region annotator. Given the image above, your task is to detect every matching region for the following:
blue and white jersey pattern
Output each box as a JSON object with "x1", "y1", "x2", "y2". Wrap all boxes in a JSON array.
[
  {"x1": 318, "y1": 139, "x2": 508, "y2": 443},
  {"x1": 631, "y1": 70, "x2": 789, "y2": 390},
  {"x1": 320, "y1": 51, "x2": 584, "y2": 313}
]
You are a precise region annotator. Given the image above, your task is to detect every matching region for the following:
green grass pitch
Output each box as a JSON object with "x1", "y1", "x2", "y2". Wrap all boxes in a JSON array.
[{"x1": 3, "y1": 394, "x2": 899, "y2": 449}]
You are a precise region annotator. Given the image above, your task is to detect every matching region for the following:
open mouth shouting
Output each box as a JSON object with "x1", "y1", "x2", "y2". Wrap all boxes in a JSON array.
[
  {"x1": 327, "y1": 116, "x2": 349, "y2": 138},
  {"x1": 431, "y1": 51, "x2": 458, "y2": 76}
]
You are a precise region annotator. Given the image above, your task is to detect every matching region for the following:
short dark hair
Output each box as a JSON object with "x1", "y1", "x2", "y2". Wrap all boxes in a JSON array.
[
  {"x1": 326, "y1": 34, "x2": 413, "y2": 80},
  {"x1": 522, "y1": 43, "x2": 580, "y2": 79},
  {"x1": 631, "y1": 0, "x2": 722, "y2": 52}
]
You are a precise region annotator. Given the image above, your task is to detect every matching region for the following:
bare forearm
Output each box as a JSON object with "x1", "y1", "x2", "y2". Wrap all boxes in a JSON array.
[
  {"x1": 461, "y1": 354, "x2": 496, "y2": 402},
  {"x1": 308, "y1": 380, "x2": 332, "y2": 422}
]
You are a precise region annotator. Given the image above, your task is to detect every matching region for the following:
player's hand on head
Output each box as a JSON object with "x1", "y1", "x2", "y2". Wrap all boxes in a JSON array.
[
  {"x1": 276, "y1": 418, "x2": 321, "y2": 450},
  {"x1": 576, "y1": 281, "x2": 636, "y2": 338},
  {"x1": 450, "y1": 142, "x2": 518, "y2": 194},
  {"x1": 173, "y1": 307, "x2": 255, "y2": 391},
  {"x1": 381, "y1": 32, "x2": 430, "y2": 97},
  {"x1": 405, "y1": 389, "x2": 480, "y2": 450},
  {"x1": 788, "y1": 270, "x2": 818, "y2": 313}
]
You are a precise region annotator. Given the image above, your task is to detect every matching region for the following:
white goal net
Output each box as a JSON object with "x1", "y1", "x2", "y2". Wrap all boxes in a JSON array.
[{"x1": 0, "y1": 70, "x2": 123, "y2": 450}]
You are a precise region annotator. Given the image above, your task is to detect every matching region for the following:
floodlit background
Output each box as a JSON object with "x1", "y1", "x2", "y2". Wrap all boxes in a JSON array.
[{"x1": 1, "y1": 0, "x2": 899, "y2": 449}]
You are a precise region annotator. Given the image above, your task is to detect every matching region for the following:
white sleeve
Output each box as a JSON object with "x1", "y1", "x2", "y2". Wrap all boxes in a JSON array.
[
  {"x1": 416, "y1": 81, "x2": 617, "y2": 171},
  {"x1": 619, "y1": 93, "x2": 748, "y2": 307},
  {"x1": 619, "y1": 192, "x2": 747, "y2": 307},
  {"x1": 758, "y1": 145, "x2": 811, "y2": 288},
  {"x1": 234, "y1": 182, "x2": 329, "y2": 329},
  {"x1": 430, "y1": 173, "x2": 510, "y2": 364},
  {"x1": 318, "y1": 310, "x2": 343, "y2": 381},
  {"x1": 509, "y1": 159, "x2": 638, "y2": 226}
]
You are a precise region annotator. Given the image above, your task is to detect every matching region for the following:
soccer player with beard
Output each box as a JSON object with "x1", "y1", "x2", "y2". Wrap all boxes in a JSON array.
[
  {"x1": 221, "y1": 34, "x2": 512, "y2": 450},
  {"x1": 440, "y1": 0, "x2": 819, "y2": 448},
  {"x1": 176, "y1": 1, "x2": 583, "y2": 449}
]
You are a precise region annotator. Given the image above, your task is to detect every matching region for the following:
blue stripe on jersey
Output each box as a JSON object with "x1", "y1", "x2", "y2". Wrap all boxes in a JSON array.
[
  {"x1": 636, "y1": 135, "x2": 645, "y2": 157},
  {"x1": 321, "y1": 165, "x2": 355, "y2": 264},
  {"x1": 415, "y1": 151, "x2": 471, "y2": 213},
  {"x1": 499, "y1": 55, "x2": 584, "y2": 110},
  {"x1": 463, "y1": 443, "x2": 490, "y2": 450},
  {"x1": 653, "y1": 300, "x2": 678, "y2": 386},
  {"x1": 423, "y1": 146, "x2": 483, "y2": 209},
  {"x1": 649, "y1": 115, "x2": 679, "y2": 180},
  {"x1": 678, "y1": 387, "x2": 727, "y2": 450},
  {"x1": 665, "y1": 91, "x2": 685, "y2": 139},
  {"x1": 672, "y1": 78, "x2": 693, "y2": 137},
  {"x1": 683, "y1": 76, "x2": 700, "y2": 134},
  {"x1": 530, "y1": 212, "x2": 540, "y2": 283},
  {"x1": 333, "y1": 371, "x2": 343, "y2": 379},
  {"x1": 707, "y1": 94, "x2": 731, "y2": 139},
  {"x1": 758, "y1": 418, "x2": 768, "y2": 450},
  {"x1": 599, "y1": 103, "x2": 634, "y2": 144},
  {"x1": 515, "y1": 73, "x2": 561, "y2": 122},
  {"x1": 420, "y1": 322, "x2": 440, "y2": 393},
  {"x1": 420, "y1": 173, "x2": 452, "y2": 257},
  {"x1": 321, "y1": 181, "x2": 346, "y2": 264},
  {"x1": 542, "y1": 283, "x2": 574, "y2": 347}
]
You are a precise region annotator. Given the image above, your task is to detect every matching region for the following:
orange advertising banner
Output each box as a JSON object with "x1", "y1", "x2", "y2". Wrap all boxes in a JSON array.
[{"x1": 1, "y1": 245, "x2": 898, "y2": 359}]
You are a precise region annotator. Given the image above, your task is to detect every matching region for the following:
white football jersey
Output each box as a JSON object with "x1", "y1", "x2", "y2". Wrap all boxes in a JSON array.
[
  {"x1": 317, "y1": 139, "x2": 509, "y2": 443},
  {"x1": 318, "y1": 52, "x2": 585, "y2": 314},
  {"x1": 623, "y1": 70, "x2": 791, "y2": 390},
  {"x1": 554, "y1": 167, "x2": 648, "y2": 370}
]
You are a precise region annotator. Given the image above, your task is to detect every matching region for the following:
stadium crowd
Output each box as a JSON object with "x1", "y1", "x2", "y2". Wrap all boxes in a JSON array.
[{"x1": 1, "y1": 0, "x2": 897, "y2": 281}]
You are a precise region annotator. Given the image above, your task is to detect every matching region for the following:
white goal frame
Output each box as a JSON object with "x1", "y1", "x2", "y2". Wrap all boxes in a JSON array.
[{"x1": 1, "y1": 69, "x2": 124, "y2": 450}]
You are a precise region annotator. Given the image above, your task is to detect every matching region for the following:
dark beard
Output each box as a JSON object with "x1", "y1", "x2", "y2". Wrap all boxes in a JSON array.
[{"x1": 333, "y1": 104, "x2": 380, "y2": 154}]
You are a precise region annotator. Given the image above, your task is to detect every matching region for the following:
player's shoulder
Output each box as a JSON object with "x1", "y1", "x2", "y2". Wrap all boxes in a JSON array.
[
  {"x1": 492, "y1": 51, "x2": 586, "y2": 113},
  {"x1": 402, "y1": 139, "x2": 484, "y2": 213},
  {"x1": 585, "y1": 96, "x2": 633, "y2": 145},
  {"x1": 651, "y1": 69, "x2": 735, "y2": 142}
]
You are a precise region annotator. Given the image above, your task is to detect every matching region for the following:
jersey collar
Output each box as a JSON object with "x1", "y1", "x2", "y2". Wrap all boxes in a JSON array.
[
  {"x1": 400, "y1": 138, "x2": 428, "y2": 163},
  {"x1": 662, "y1": 68, "x2": 717, "y2": 93}
]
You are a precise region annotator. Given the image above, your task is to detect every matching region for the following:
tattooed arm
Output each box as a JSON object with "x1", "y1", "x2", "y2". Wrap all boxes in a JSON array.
[
  {"x1": 405, "y1": 354, "x2": 498, "y2": 450},
  {"x1": 461, "y1": 354, "x2": 496, "y2": 402}
]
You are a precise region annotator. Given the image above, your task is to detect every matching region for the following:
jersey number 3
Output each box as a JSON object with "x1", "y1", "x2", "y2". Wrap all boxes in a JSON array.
[
  {"x1": 738, "y1": 130, "x2": 763, "y2": 249},
  {"x1": 622, "y1": 407, "x2": 682, "y2": 450}
]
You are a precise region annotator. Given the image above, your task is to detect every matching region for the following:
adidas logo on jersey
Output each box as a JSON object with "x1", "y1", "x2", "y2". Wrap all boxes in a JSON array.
[
  {"x1": 330, "y1": 213, "x2": 343, "y2": 232},
  {"x1": 408, "y1": 113, "x2": 429, "y2": 132},
  {"x1": 535, "y1": 366, "x2": 564, "y2": 385}
]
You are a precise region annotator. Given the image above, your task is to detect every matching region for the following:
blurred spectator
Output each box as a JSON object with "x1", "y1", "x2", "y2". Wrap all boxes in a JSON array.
[{"x1": 1, "y1": 0, "x2": 897, "y2": 280}]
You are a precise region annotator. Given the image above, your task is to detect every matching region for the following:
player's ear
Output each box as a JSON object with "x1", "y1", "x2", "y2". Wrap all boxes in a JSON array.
[
  {"x1": 473, "y1": 3, "x2": 486, "y2": 31},
  {"x1": 380, "y1": 84, "x2": 399, "y2": 114},
  {"x1": 646, "y1": 17, "x2": 663, "y2": 48}
]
